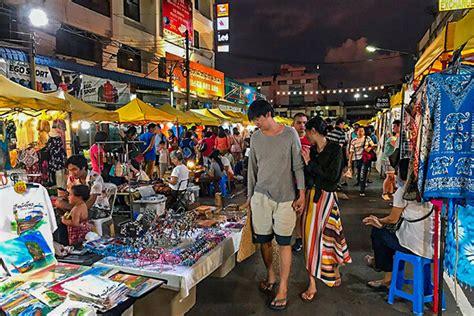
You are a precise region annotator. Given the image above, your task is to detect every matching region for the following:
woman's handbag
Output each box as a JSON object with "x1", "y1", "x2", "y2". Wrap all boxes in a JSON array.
[
  {"x1": 362, "y1": 137, "x2": 377, "y2": 163},
  {"x1": 385, "y1": 206, "x2": 434, "y2": 233}
]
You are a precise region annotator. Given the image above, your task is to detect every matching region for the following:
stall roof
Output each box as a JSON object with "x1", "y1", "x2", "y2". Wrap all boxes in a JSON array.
[
  {"x1": 36, "y1": 55, "x2": 171, "y2": 90},
  {"x1": 0, "y1": 75, "x2": 70, "y2": 112},
  {"x1": 414, "y1": 10, "x2": 474, "y2": 79},
  {"x1": 49, "y1": 90, "x2": 119, "y2": 122},
  {"x1": 159, "y1": 103, "x2": 199, "y2": 124},
  {"x1": 115, "y1": 98, "x2": 175, "y2": 123},
  {"x1": 209, "y1": 108, "x2": 241, "y2": 123},
  {"x1": 223, "y1": 110, "x2": 251, "y2": 125},
  {"x1": 187, "y1": 110, "x2": 219, "y2": 126}
]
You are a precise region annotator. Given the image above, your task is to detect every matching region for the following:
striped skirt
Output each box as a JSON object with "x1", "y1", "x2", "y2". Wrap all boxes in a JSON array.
[{"x1": 302, "y1": 188, "x2": 352, "y2": 287}]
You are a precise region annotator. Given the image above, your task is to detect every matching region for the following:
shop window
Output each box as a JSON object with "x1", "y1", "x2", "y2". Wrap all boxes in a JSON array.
[
  {"x1": 262, "y1": 81, "x2": 271, "y2": 86},
  {"x1": 292, "y1": 79, "x2": 301, "y2": 84},
  {"x1": 72, "y1": 0, "x2": 110, "y2": 17},
  {"x1": 306, "y1": 79, "x2": 313, "y2": 83},
  {"x1": 195, "y1": 0, "x2": 199, "y2": 10},
  {"x1": 124, "y1": 0, "x2": 140, "y2": 22},
  {"x1": 0, "y1": 3, "x2": 20, "y2": 43},
  {"x1": 278, "y1": 80, "x2": 287, "y2": 85},
  {"x1": 194, "y1": 30, "x2": 200, "y2": 49},
  {"x1": 56, "y1": 26, "x2": 102, "y2": 63},
  {"x1": 117, "y1": 45, "x2": 141, "y2": 72},
  {"x1": 249, "y1": 82, "x2": 257, "y2": 87}
]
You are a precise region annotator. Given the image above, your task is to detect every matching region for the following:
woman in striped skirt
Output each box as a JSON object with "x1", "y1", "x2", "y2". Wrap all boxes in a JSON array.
[{"x1": 300, "y1": 116, "x2": 352, "y2": 301}]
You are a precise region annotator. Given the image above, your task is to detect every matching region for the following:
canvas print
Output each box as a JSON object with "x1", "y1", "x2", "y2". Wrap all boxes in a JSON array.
[
  {"x1": 0, "y1": 231, "x2": 56, "y2": 275},
  {"x1": 109, "y1": 273, "x2": 164, "y2": 297},
  {"x1": 31, "y1": 286, "x2": 66, "y2": 307},
  {"x1": 49, "y1": 299, "x2": 96, "y2": 316}
]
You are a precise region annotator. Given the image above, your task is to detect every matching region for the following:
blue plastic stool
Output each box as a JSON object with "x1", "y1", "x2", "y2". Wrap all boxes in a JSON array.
[
  {"x1": 388, "y1": 251, "x2": 446, "y2": 315},
  {"x1": 209, "y1": 175, "x2": 230, "y2": 198}
]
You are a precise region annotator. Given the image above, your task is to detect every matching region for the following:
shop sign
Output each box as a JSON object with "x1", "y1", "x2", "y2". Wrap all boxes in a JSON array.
[
  {"x1": 375, "y1": 96, "x2": 390, "y2": 108},
  {"x1": 439, "y1": 0, "x2": 474, "y2": 11},
  {"x1": 5, "y1": 60, "x2": 57, "y2": 92},
  {"x1": 81, "y1": 75, "x2": 130, "y2": 104},
  {"x1": 217, "y1": 3, "x2": 229, "y2": 17},
  {"x1": 162, "y1": 0, "x2": 193, "y2": 46},
  {"x1": 166, "y1": 53, "x2": 224, "y2": 98},
  {"x1": 216, "y1": 3, "x2": 230, "y2": 53}
]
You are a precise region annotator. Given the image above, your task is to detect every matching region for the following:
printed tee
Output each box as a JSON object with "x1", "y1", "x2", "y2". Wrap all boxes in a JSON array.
[{"x1": 0, "y1": 184, "x2": 57, "y2": 252}]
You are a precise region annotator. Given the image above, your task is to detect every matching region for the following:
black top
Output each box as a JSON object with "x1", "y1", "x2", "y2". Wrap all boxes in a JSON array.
[{"x1": 304, "y1": 141, "x2": 343, "y2": 192}]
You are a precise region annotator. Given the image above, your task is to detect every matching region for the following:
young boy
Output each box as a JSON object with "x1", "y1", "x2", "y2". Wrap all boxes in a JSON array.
[{"x1": 62, "y1": 185, "x2": 91, "y2": 246}]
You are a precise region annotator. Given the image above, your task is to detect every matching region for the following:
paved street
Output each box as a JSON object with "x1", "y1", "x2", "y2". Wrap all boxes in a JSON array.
[{"x1": 189, "y1": 177, "x2": 462, "y2": 315}]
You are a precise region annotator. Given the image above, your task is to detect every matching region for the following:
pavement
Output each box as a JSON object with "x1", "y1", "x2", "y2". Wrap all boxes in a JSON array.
[{"x1": 188, "y1": 177, "x2": 464, "y2": 316}]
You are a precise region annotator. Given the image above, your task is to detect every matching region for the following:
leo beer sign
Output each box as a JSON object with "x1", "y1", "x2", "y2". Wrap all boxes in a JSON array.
[{"x1": 216, "y1": 3, "x2": 230, "y2": 52}]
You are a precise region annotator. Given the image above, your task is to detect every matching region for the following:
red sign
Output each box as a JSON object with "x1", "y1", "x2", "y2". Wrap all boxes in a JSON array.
[
  {"x1": 166, "y1": 53, "x2": 225, "y2": 98},
  {"x1": 162, "y1": 0, "x2": 193, "y2": 44}
]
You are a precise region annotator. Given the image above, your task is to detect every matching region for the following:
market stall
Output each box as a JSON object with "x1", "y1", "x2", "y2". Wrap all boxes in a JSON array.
[{"x1": 116, "y1": 98, "x2": 175, "y2": 124}]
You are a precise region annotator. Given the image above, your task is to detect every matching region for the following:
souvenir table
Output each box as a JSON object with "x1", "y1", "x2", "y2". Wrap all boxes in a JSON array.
[{"x1": 94, "y1": 229, "x2": 242, "y2": 298}]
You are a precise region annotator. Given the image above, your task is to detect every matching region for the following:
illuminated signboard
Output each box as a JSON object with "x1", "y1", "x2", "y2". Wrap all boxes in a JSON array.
[
  {"x1": 162, "y1": 0, "x2": 193, "y2": 46},
  {"x1": 439, "y1": 0, "x2": 474, "y2": 11},
  {"x1": 216, "y1": 3, "x2": 230, "y2": 53}
]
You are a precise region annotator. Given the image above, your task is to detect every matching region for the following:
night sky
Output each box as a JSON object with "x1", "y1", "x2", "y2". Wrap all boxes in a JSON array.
[{"x1": 216, "y1": 0, "x2": 437, "y2": 89}]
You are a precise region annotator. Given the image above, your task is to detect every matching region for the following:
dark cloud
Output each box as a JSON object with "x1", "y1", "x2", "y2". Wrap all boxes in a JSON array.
[{"x1": 216, "y1": 0, "x2": 436, "y2": 86}]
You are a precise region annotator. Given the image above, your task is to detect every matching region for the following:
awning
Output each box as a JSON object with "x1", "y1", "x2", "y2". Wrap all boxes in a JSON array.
[
  {"x1": 0, "y1": 75, "x2": 70, "y2": 112},
  {"x1": 0, "y1": 47, "x2": 28, "y2": 62},
  {"x1": 35, "y1": 55, "x2": 170, "y2": 90},
  {"x1": 223, "y1": 110, "x2": 251, "y2": 125},
  {"x1": 187, "y1": 110, "x2": 219, "y2": 126},
  {"x1": 274, "y1": 116, "x2": 293, "y2": 125},
  {"x1": 414, "y1": 10, "x2": 474, "y2": 78},
  {"x1": 49, "y1": 90, "x2": 119, "y2": 122},
  {"x1": 158, "y1": 103, "x2": 199, "y2": 124},
  {"x1": 209, "y1": 108, "x2": 241, "y2": 123},
  {"x1": 115, "y1": 98, "x2": 175, "y2": 124}
]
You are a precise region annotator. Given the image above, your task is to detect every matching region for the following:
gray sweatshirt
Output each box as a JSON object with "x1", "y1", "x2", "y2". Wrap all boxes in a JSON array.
[{"x1": 247, "y1": 126, "x2": 305, "y2": 202}]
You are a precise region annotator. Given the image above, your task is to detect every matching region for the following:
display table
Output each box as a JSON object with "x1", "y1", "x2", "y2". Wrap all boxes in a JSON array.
[{"x1": 95, "y1": 230, "x2": 242, "y2": 298}]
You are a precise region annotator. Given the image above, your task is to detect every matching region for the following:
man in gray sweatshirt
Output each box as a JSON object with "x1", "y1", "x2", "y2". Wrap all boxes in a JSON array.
[{"x1": 246, "y1": 100, "x2": 305, "y2": 310}]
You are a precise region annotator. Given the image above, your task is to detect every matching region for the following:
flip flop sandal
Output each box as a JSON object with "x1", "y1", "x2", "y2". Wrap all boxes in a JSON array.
[
  {"x1": 334, "y1": 274, "x2": 343, "y2": 287},
  {"x1": 300, "y1": 291, "x2": 317, "y2": 302},
  {"x1": 367, "y1": 280, "x2": 390, "y2": 291},
  {"x1": 268, "y1": 298, "x2": 288, "y2": 311},
  {"x1": 259, "y1": 280, "x2": 276, "y2": 293}
]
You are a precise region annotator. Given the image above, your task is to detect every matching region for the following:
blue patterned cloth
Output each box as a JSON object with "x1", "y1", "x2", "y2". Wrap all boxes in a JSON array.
[
  {"x1": 422, "y1": 72, "x2": 474, "y2": 200},
  {"x1": 444, "y1": 201, "x2": 474, "y2": 287}
]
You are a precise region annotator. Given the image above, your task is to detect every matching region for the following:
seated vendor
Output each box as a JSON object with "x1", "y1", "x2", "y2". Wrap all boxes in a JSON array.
[
  {"x1": 168, "y1": 150, "x2": 189, "y2": 192},
  {"x1": 55, "y1": 155, "x2": 105, "y2": 211},
  {"x1": 62, "y1": 185, "x2": 91, "y2": 246},
  {"x1": 219, "y1": 150, "x2": 235, "y2": 181},
  {"x1": 200, "y1": 150, "x2": 225, "y2": 194}
]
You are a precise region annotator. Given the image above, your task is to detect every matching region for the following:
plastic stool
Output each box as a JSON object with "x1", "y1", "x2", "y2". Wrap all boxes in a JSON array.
[
  {"x1": 209, "y1": 175, "x2": 230, "y2": 198},
  {"x1": 388, "y1": 251, "x2": 446, "y2": 315}
]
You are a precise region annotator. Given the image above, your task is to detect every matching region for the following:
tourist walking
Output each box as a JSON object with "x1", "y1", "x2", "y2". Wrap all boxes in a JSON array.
[
  {"x1": 300, "y1": 116, "x2": 352, "y2": 301},
  {"x1": 348, "y1": 126, "x2": 375, "y2": 197},
  {"x1": 246, "y1": 100, "x2": 305, "y2": 311}
]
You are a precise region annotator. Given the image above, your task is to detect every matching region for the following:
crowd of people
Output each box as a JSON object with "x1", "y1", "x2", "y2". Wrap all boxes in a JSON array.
[{"x1": 245, "y1": 100, "x2": 433, "y2": 311}]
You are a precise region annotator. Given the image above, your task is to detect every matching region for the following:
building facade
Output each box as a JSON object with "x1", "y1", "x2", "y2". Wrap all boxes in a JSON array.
[
  {"x1": 0, "y1": 0, "x2": 216, "y2": 107},
  {"x1": 239, "y1": 64, "x2": 325, "y2": 117}
]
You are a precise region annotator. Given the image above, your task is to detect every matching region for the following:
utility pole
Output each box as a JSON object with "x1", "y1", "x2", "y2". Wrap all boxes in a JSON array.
[
  {"x1": 29, "y1": 31, "x2": 37, "y2": 91},
  {"x1": 185, "y1": 30, "x2": 191, "y2": 111}
]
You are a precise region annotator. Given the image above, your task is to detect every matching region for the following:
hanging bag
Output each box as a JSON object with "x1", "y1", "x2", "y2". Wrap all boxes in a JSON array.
[
  {"x1": 385, "y1": 206, "x2": 434, "y2": 233},
  {"x1": 362, "y1": 137, "x2": 377, "y2": 163}
]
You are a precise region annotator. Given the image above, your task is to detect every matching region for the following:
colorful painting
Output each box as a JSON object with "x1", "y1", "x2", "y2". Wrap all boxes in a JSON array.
[
  {"x1": 0, "y1": 231, "x2": 56, "y2": 275},
  {"x1": 109, "y1": 273, "x2": 164, "y2": 297},
  {"x1": 0, "y1": 279, "x2": 25, "y2": 297},
  {"x1": 49, "y1": 300, "x2": 95, "y2": 316},
  {"x1": 12, "y1": 202, "x2": 46, "y2": 236},
  {"x1": 31, "y1": 287, "x2": 66, "y2": 307},
  {"x1": 3, "y1": 295, "x2": 50, "y2": 316}
]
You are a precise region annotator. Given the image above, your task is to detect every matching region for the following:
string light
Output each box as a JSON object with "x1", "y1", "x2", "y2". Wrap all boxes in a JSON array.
[{"x1": 273, "y1": 84, "x2": 388, "y2": 96}]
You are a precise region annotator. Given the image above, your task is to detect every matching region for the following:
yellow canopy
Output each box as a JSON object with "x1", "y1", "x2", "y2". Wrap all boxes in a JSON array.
[
  {"x1": 115, "y1": 98, "x2": 175, "y2": 124},
  {"x1": 390, "y1": 89, "x2": 404, "y2": 109},
  {"x1": 0, "y1": 75, "x2": 69, "y2": 112},
  {"x1": 415, "y1": 10, "x2": 474, "y2": 78},
  {"x1": 50, "y1": 90, "x2": 119, "y2": 122},
  {"x1": 274, "y1": 116, "x2": 293, "y2": 125},
  {"x1": 209, "y1": 108, "x2": 241, "y2": 123},
  {"x1": 355, "y1": 119, "x2": 370, "y2": 126},
  {"x1": 223, "y1": 110, "x2": 251, "y2": 125},
  {"x1": 186, "y1": 110, "x2": 220, "y2": 126},
  {"x1": 159, "y1": 103, "x2": 198, "y2": 124}
]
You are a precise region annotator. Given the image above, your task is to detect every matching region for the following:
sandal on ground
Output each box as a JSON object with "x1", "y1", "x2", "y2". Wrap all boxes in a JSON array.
[
  {"x1": 300, "y1": 291, "x2": 317, "y2": 302},
  {"x1": 367, "y1": 279, "x2": 390, "y2": 290},
  {"x1": 334, "y1": 274, "x2": 342, "y2": 287},
  {"x1": 259, "y1": 280, "x2": 276, "y2": 293},
  {"x1": 268, "y1": 297, "x2": 288, "y2": 311}
]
